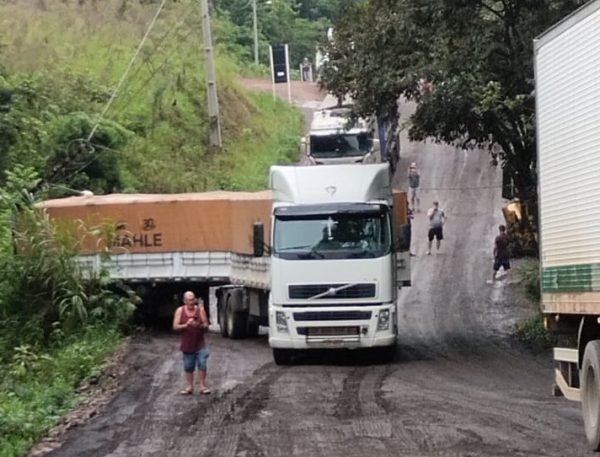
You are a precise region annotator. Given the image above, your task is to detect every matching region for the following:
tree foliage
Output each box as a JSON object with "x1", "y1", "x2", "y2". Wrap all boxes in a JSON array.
[
  {"x1": 320, "y1": 0, "x2": 584, "y2": 204},
  {"x1": 214, "y1": 0, "x2": 358, "y2": 67}
]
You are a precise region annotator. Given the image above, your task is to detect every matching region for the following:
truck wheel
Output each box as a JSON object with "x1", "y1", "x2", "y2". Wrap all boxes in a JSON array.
[
  {"x1": 218, "y1": 305, "x2": 229, "y2": 338},
  {"x1": 273, "y1": 348, "x2": 293, "y2": 365},
  {"x1": 377, "y1": 345, "x2": 397, "y2": 364},
  {"x1": 225, "y1": 291, "x2": 247, "y2": 339},
  {"x1": 582, "y1": 340, "x2": 600, "y2": 450},
  {"x1": 246, "y1": 318, "x2": 259, "y2": 338},
  {"x1": 218, "y1": 296, "x2": 228, "y2": 338}
]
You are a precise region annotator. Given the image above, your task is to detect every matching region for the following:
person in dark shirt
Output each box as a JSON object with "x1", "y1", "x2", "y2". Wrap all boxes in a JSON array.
[
  {"x1": 173, "y1": 291, "x2": 210, "y2": 395},
  {"x1": 491, "y1": 225, "x2": 510, "y2": 283}
]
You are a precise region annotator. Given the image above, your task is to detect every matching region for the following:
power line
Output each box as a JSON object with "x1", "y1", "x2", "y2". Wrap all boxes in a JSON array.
[
  {"x1": 111, "y1": 27, "x2": 200, "y2": 118},
  {"x1": 111, "y1": 4, "x2": 198, "y2": 109},
  {"x1": 87, "y1": 0, "x2": 168, "y2": 141}
]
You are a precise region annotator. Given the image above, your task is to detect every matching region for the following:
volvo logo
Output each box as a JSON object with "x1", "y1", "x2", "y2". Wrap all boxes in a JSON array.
[{"x1": 328, "y1": 287, "x2": 337, "y2": 296}]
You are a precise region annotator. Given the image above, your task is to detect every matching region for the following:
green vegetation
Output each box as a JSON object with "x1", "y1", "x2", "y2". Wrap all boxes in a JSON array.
[
  {"x1": 514, "y1": 315, "x2": 553, "y2": 352},
  {"x1": 0, "y1": 1, "x2": 314, "y2": 455},
  {"x1": 0, "y1": 0, "x2": 304, "y2": 195},
  {"x1": 215, "y1": 0, "x2": 354, "y2": 69},
  {"x1": 518, "y1": 258, "x2": 541, "y2": 303},
  {"x1": 0, "y1": 169, "x2": 136, "y2": 457},
  {"x1": 0, "y1": 328, "x2": 122, "y2": 456},
  {"x1": 320, "y1": 0, "x2": 585, "y2": 250},
  {"x1": 513, "y1": 259, "x2": 549, "y2": 351}
]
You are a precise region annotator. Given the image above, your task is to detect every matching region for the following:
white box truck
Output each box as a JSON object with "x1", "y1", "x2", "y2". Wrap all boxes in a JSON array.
[
  {"x1": 535, "y1": 0, "x2": 600, "y2": 449},
  {"x1": 40, "y1": 164, "x2": 411, "y2": 365}
]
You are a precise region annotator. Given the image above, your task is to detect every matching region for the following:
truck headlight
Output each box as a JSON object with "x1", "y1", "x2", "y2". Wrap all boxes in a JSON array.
[
  {"x1": 276, "y1": 311, "x2": 288, "y2": 333},
  {"x1": 377, "y1": 309, "x2": 390, "y2": 331}
]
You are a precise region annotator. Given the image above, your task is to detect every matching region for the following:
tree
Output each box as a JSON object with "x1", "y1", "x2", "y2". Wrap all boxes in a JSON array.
[{"x1": 321, "y1": 0, "x2": 584, "y2": 246}]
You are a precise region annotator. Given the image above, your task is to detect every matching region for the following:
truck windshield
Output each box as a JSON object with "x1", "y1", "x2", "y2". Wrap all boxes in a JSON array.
[
  {"x1": 310, "y1": 132, "x2": 372, "y2": 159},
  {"x1": 273, "y1": 212, "x2": 391, "y2": 260}
]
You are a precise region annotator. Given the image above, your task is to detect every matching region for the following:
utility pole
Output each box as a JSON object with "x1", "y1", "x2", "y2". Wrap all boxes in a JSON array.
[
  {"x1": 200, "y1": 0, "x2": 222, "y2": 147},
  {"x1": 252, "y1": 0, "x2": 259, "y2": 65}
]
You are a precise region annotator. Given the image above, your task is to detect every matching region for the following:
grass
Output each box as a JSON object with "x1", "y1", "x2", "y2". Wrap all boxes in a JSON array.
[
  {"x1": 0, "y1": 0, "x2": 305, "y2": 193},
  {"x1": 0, "y1": 327, "x2": 122, "y2": 457},
  {"x1": 514, "y1": 315, "x2": 553, "y2": 352},
  {"x1": 517, "y1": 257, "x2": 541, "y2": 304}
]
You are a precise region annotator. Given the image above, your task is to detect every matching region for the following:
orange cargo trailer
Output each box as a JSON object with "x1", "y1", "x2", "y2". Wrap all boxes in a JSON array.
[{"x1": 39, "y1": 191, "x2": 273, "y2": 256}]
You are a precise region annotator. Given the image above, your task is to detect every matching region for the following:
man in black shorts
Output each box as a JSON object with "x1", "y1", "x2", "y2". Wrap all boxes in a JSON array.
[
  {"x1": 426, "y1": 201, "x2": 446, "y2": 255},
  {"x1": 491, "y1": 225, "x2": 510, "y2": 283}
]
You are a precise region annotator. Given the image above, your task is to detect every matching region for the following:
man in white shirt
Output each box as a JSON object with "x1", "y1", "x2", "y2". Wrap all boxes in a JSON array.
[{"x1": 426, "y1": 201, "x2": 446, "y2": 255}]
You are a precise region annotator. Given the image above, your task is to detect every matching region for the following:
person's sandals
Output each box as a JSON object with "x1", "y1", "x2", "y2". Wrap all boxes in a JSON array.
[
  {"x1": 199, "y1": 388, "x2": 211, "y2": 395},
  {"x1": 179, "y1": 388, "x2": 193, "y2": 395}
]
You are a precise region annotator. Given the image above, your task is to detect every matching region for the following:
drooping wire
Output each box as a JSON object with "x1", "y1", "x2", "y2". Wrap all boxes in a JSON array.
[
  {"x1": 86, "y1": 0, "x2": 168, "y2": 141},
  {"x1": 110, "y1": 3, "x2": 198, "y2": 113}
]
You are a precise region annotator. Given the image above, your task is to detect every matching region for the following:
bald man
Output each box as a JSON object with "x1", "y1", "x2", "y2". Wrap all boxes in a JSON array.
[{"x1": 173, "y1": 291, "x2": 210, "y2": 394}]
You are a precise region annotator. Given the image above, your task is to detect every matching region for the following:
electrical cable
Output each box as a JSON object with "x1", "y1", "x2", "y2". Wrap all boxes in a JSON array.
[
  {"x1": 87, "y1": 0, "x2": 168, "y2": 141},
  {"x1": 111, "y1": 3, "x2": 198, "y2": 109}
]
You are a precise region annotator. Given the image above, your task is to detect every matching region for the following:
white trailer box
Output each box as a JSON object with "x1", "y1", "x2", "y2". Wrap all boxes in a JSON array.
[{"x1": 535, "y1": 0, "x2": 600, "y2": 449}]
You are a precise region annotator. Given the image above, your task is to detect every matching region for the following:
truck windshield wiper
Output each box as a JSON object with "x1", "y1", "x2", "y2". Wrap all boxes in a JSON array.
[
  {"x1": 348, "y1": 249, "x2": 376, "y2": 258},
  {"x1": 277, "y1": 244, "x2": 313, "y2": 251}
]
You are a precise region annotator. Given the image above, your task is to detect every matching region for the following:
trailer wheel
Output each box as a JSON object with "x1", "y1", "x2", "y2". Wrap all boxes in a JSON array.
[
  {"x1": 273, "y1": 348, "x2": 292, "y2": 365},
  {"x1": 218, "y1": 295, "x2": 228, "y2": 338},
  {"x1": 246, "y1": 316, "x2": 259, "y2": 338},
  {"x1": 582, "y1": 340, "x2": 600, "y2": 450},
  {"x1": 225, "y1": 290, "x2": 247, "y2": 339}
]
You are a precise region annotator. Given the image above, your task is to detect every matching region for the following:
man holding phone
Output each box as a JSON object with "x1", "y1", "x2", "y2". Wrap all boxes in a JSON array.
[
  {"x1": 426, "y1": 201, "x2": 447, "y2": 255},
  {"x1": 173, "y1": 291, "x2": 210, "y2": 395}
]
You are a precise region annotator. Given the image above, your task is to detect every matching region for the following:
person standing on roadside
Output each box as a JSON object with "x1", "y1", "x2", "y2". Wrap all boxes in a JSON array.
[
  {"x1": 408, "y1": 162, "x2": 421, "y2": 212},
  {"x1": 426, "y1": 201, "x2": 446, "y2": 255},
  {"x1": 173, "y1": 291, "x2": 211, "y2": 395},
  {"x1": 490, "y1": 224, "x2": 511, "y2": 284}
]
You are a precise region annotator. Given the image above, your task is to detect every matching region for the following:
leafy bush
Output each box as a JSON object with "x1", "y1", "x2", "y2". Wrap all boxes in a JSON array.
[
  {"x1": 0, "y1": 327, "x2": 122, "y2": 457},
  {"x1": 514, "y1": 315, "x2": 553, "y2": 352},
  {"x1": 0, "y1": 167, "x2": 136, "y2": 357},
  {"x1": 0, "y1": 167, "x2": 135, "y2": 457},
  {"x1": 518, "y1": 258, "x2": 541, "y2": 303}
]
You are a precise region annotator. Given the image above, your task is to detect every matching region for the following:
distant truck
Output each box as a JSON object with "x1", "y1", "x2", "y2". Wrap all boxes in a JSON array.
[
  {"x1": 301, "y1": 95, "x2": 399, "y2": 172},
  {"x1": 535, "y1": 0, "x2": 600, "y2": 449},
  {"x1": 40, "y1": 164, "x2": 411, "y2": 364}
]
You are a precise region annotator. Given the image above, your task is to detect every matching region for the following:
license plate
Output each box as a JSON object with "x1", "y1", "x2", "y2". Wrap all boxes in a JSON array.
[{"x1": 307, "y1": 326, "x2": 358, "y2": 336}]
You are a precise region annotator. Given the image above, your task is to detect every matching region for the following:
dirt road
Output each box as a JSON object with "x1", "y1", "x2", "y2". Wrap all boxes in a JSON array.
[{"x1": 43, "y1": 100, "x2": 593, "y2": 456}]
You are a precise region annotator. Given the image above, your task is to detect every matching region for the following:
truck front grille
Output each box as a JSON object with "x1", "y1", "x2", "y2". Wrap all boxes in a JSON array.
[
  {"x1": 293, "y1": 311, "x2": 372, "y2": 321},
  {"x1": 289, "y1": 283, "x2": 376, "y2": 299}
]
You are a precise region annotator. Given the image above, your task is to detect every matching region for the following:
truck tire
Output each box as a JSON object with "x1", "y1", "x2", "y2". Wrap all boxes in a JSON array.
[
  {"x1": 218, "y1": 303, "x2": 229, "y2": 338},
  {"x1": 246, "y1": 317, "x2": 259, "y2": 338},
  {"x1": 226, "y1": 291, "x2": 247, "y2": 339},
  {"x1": 218, "y1": 295, "x2": 228, "y2": 338},
  {"x1": 273, "y1": 348, "x2": 293, "y2": 365},
  {"x1": 582, "y1": 340, "x2": 600, "y2": 450},
  {"x1": 377, "y1": 345, "x2": 397, "y2": 364}
]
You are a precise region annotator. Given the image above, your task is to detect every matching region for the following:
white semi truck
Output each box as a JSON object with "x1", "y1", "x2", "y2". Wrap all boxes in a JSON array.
[
  {"x1": 300, "y1": 95, "x2": 400, "y2": 172},
  {"x1": 535, "y1": 0, "x2": 600, "y2": 449},
  {"x1": 40, "y1": 164, "x2": 411, "y2": 365}
]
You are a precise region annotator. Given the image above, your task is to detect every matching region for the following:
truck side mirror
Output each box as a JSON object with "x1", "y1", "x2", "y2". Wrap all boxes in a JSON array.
[
  {"x1": 253, "y1": 222, "x2": 264, "y2": 257},
  {"x1": 300, "y1": 137, "x2": 309, "y2": 156},
  {"x1": 372, "y1": 138, "x2": 380, "y2": 153}
]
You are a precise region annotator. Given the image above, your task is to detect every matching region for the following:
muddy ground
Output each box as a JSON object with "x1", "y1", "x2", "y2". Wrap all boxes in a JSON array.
[{"x1": 36, "y1": 84, "x2": 594, "y2": 456}]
